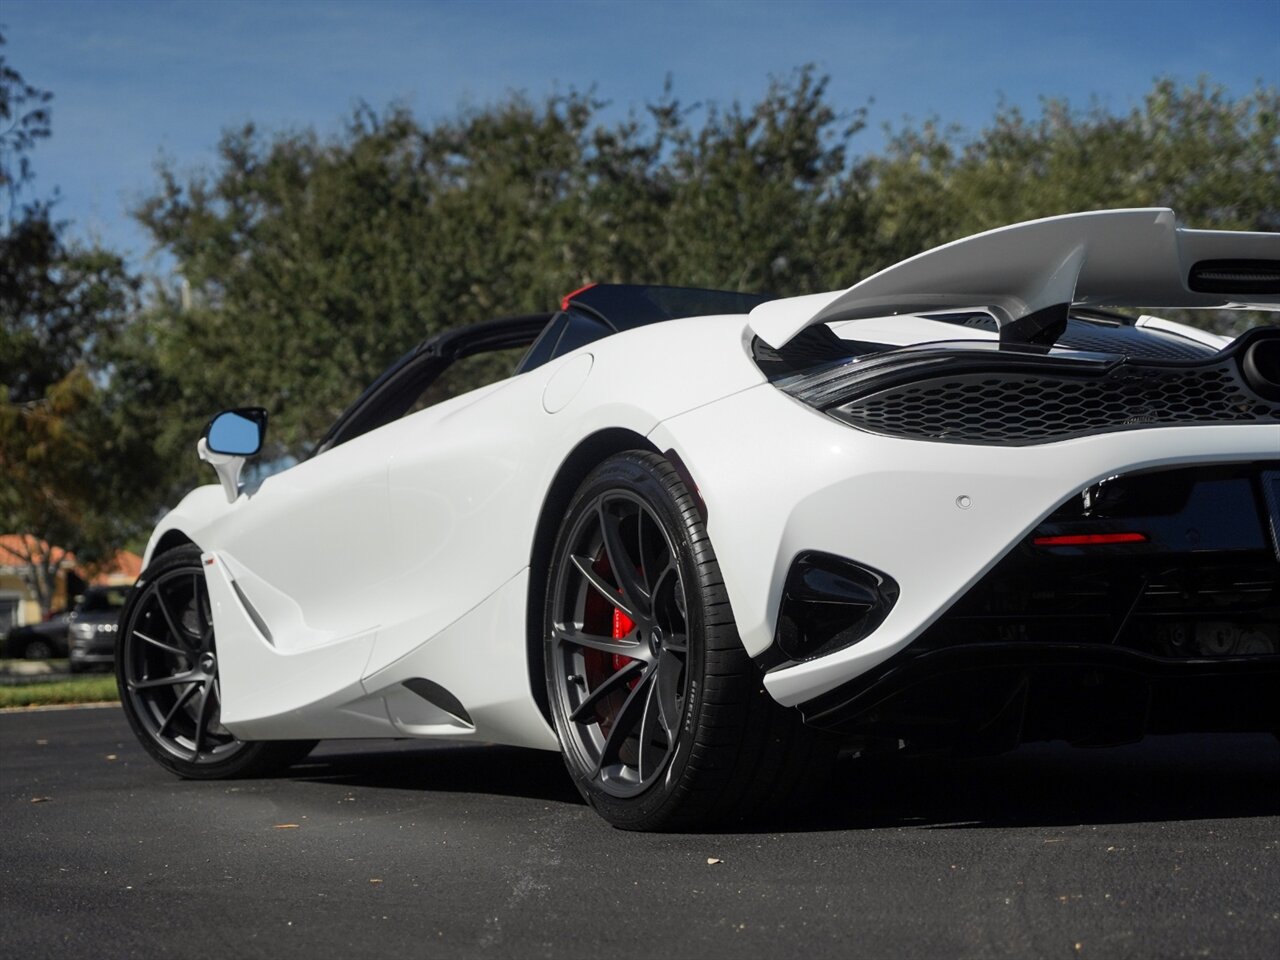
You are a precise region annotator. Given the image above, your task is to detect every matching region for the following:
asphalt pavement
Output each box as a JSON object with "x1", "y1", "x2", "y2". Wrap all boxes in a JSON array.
[{"x1": 1, "y1": 705, "x2": 1278, "y2": 959}]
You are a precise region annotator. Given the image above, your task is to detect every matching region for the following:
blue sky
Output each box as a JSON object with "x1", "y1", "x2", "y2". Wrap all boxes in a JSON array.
[{"x1": 5, "y1": 0, "x2": 1278, "y2": 270}]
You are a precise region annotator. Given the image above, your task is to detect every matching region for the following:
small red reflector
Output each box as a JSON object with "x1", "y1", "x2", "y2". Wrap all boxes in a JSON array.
[
  {"x1": 560, "y1": 282, "x2": 598, "y2": 310},
  {"x1": 1033, "y1": 532, "x2": 1148, "y2": 546}
]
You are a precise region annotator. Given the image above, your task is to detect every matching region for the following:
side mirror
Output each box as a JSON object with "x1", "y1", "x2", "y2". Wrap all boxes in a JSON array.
[
  {"x1": 205, "y1": 408, "x2": 266, "y2": 456},
  {"x1": 199, "y1": 408, "x2": 268, "y2": 502}
]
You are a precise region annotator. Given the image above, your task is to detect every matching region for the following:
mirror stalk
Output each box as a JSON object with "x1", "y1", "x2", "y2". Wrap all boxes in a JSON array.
[{"x1": 198, "y1": 437, "x2": 246, "y2": 503}]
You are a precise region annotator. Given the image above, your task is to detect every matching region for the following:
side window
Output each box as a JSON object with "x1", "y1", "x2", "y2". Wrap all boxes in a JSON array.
[
  {"x1": 515, "y1": 314, "x2": 567, "y2": 373},
  {"x1": 517, "y1": 310, "x2": 612, "y2": 373},
  {"x1": 315, "y1": 321, "x2": 548, "y2": 457},
  {"x1": 552, "y1": 311, "x2": 611, "y2": 359}
]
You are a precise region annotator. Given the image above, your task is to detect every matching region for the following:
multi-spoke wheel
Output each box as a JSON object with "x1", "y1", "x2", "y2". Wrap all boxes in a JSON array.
[
  {"x1": 116, "y1": 545, "x2": 314, "y2": 779},
  {"x1": 544, "y1": 451, "x2": 835, "y2": 831},
  {"x1": 549, "y1": 486, "x2": 691, "y2": 799}
]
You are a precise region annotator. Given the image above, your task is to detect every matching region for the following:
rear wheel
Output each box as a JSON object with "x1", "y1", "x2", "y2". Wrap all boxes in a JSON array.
[
  {"x1": 544, "y1": 451, "x2": 834, "y2": 830},
  {"x1": 116, "y1": 545, "x2": 314, "y2": 779}
]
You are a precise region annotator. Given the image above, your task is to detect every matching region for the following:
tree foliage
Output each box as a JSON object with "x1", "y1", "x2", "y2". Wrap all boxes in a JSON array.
[
  {"x1": 0, "y1": 34, "x2": 143, "y2": 612},
  {"x1": 865, "y1": 78, "x2": 1279, "y2": 263},
  {"x1": 0, "y1": 31, "x2": 52, "y2": 221}
]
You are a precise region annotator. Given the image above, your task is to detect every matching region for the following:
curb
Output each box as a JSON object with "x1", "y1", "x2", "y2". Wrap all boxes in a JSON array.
[{"x1": 0, "y1": 701, "x2": 121, "y2": 714}]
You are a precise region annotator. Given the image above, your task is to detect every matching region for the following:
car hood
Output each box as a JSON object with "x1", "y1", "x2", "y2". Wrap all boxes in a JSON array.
[{"x1": 748, "y1": 208, "x2": 1280, "y2": 349}]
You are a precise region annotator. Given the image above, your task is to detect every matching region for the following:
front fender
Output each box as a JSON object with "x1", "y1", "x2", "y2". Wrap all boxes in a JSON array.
[{"x1": 141, "y1": 484, "x2": 230, "y2": 568}]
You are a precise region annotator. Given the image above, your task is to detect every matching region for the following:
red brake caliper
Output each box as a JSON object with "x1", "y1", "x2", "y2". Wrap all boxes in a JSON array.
[{"x1": 612, "y1": 608, "x2": 638, "y2": 687}]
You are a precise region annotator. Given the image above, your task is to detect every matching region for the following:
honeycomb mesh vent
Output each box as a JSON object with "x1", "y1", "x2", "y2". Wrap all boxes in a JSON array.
[
  {"x1": 1056, "y1": 323, "x2": 1211, "y2": 361},
  {"x1": 833, "y1": 362, "x2": 1279, "y2": 444}
]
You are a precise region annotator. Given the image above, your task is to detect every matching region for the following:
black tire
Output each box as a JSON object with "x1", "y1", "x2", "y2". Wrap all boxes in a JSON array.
[
  {"x1": 116, "y1": 545, "x2": 316, "y2": 779},
  {"x1": 544, "y1": 451, "x2": 835, "y2": 831},
  {"x1": 23, "y1": 637, "x2": 54, "y2": 660}
]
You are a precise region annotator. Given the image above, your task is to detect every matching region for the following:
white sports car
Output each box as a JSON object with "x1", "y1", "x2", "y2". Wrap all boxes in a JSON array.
[{"x1": 117, "y1": 209, "x2": 1280, "y2": 830}]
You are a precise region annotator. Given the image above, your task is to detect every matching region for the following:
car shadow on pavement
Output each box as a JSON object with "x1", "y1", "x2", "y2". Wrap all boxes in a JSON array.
[
  {"x1": 289, "y1": 740, "x2": 586, "y2": 806},
  {"x1": 804, "y1": 732, "x2": 1280, "y2": 832},
  {"x1": 281, "y1": 732, "x2": 1280, "y2": 832}
]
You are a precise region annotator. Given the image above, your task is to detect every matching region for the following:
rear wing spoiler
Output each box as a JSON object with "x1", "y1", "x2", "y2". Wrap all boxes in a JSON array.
[{"x1": 749, "y1": 209, "x2": 1280, "y2": 348}]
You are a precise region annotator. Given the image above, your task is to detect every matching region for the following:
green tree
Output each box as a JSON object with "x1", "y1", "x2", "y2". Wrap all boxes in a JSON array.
[
  {"x1": 865, "y1": 79, "x2": 1280, "y2": 330},
  {"x1": 0, "y1": 31, "x2": 51, "y2": 220},
  {"x1": 0, "y1": 33, "x2": 143, "y2": 614}
]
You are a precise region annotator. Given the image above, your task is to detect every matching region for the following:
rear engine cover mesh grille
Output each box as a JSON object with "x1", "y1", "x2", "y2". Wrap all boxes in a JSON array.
[
  {"x1": 1056, "y1": 325, "x2": 1210, "y2": 361},
  {"x1": 832, "y1": 362, "x2": 1279, "y2": 444}
]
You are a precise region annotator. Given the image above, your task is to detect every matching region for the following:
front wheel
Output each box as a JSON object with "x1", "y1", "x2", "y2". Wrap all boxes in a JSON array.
[
  {"x1": 544, "y1": 451, "x2": 834, "y2": 830},
  {"x1": 116, "y1": 545, "x2": 315, "y2": 779},
  {"x1": 22, "y1": 637, "x2": 54, "y2": 660}
]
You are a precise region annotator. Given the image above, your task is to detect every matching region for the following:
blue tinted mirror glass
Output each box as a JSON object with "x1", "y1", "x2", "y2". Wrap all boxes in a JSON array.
[{"x1": 206, "y1": 411, "x2": 263, "y2": 456}]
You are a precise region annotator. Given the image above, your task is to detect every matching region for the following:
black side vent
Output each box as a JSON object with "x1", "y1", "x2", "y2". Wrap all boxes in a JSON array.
[
  {"x1": 231, "y1": 580, "x2": 273, "y2": 644},
  {"x1": 773, "y1": 552, "x2": 899, "y2": 664},
  {"x1": 1188, "y1": 259, "x2": 1280, "y2": 296},
  {"x1": 403, "y1": 677, "x2": 473, "y2": 725}
]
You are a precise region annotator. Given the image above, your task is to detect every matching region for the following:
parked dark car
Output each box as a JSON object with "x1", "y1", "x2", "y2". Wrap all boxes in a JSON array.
[
  {"x1": 67, "y1": 586, "x2": 130, "y2": 672},
  {"x1": 5, "y1": 611, "x2": 72, "y2": 660}
]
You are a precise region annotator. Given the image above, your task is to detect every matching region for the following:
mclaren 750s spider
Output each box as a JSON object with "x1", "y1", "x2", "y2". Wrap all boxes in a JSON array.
[{"x1": 117, "y1": 209, "x2": 1280, "y2": 830}]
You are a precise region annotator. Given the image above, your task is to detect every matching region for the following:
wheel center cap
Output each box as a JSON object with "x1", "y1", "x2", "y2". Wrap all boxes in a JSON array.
[
  {"x1": 649, "y1": 626, "x2": 663, "y2": 655},
  {"x1": 199, "y1": 652, "x2": 217, "y2": 674}
]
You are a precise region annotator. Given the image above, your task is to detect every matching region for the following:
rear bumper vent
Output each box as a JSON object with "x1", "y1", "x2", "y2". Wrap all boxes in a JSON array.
[{"x1": 772, "y1": 552, "x2": 899, "y2": 664}]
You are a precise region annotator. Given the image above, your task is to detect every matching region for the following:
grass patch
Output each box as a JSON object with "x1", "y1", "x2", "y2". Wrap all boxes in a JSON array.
[{"x1": 0, "y1": 674, "x2": 120, "y2": 709}]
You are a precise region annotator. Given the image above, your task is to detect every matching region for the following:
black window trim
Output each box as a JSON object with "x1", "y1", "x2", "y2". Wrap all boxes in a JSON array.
[
  {"x1": 308, "y1": 284, "x2": 771, "y2": 457},
  {"x1": 310, "y1": 313, "x2": 552, "y2": 457}
]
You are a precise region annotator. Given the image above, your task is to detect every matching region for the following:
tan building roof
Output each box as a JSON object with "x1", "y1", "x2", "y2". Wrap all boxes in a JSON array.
[{"x1": 0, "y1": 534, "x2": 141, "y2": 585}]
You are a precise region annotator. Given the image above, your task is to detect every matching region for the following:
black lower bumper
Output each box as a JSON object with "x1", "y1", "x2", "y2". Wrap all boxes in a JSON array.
[
  {"x1": 799, "y1": 643, "x2": 1280, "y2": 748},
  {"x1": 788, "y1": 461, "x2": 1280, "y2": 750}
]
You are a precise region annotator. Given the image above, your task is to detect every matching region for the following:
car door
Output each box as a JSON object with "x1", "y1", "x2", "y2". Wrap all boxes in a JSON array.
[
  {"x1": 211, "y1": 422, "x2": 395, "y2": 652},
  {"x1": 216, "y1": 314, "x2": 550, "y2": 657}
]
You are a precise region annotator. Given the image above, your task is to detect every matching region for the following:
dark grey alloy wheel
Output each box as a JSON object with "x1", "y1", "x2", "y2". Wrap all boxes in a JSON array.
[
  {"x1": 545, "y1": 451, "x2": 835, "y2": 831},
  {"x1": 548, "y1": 485, "x2": 691, "y2": 799},
  {"x1": 116, "y1": 545, "x2": 314, "y2": 779}
]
